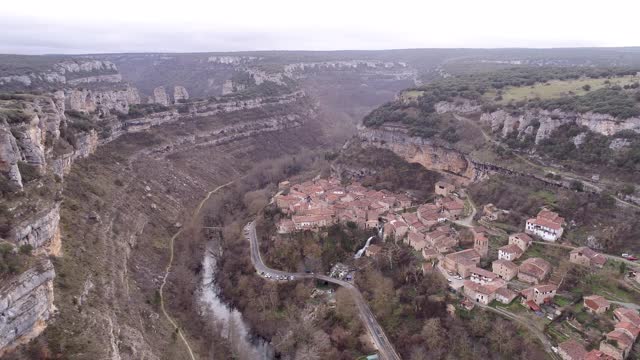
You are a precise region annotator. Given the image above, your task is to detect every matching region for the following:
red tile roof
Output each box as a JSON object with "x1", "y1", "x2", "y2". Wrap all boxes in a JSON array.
[{"x1": 558, "y1": 340, "x2": 587, "y2": 360}]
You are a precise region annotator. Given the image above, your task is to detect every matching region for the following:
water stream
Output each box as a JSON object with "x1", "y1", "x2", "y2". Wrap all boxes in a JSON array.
[
  {"x1": 354, "y1": 236, "x2": 376, "y2": 259},
  {"x1": 199, "y1": 244, "x2": 274, "y2": 359}
]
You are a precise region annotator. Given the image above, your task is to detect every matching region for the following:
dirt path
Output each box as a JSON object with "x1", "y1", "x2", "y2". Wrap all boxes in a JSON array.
[{"x1": 158, "y1": 180, "x2": 236, "y2": 360}]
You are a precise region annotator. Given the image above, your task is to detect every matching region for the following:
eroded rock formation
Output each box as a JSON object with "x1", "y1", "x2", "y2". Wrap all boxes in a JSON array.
[
  {"x1": 357, "y1": 124, "x2": 476, "y2": 180},
  {"x1": 0, "y1": 260, "x2": 56, "y2": 357}
]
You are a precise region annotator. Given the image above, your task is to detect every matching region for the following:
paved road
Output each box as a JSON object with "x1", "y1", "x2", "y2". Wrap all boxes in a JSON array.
[{"x1": 244, "y1": 221, "x2": 401, "y2": 360}]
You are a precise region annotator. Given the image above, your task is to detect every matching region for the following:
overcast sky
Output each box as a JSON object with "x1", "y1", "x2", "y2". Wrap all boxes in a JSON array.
[{"x1": 3, "y1": 0, "x2": 639, "y2": 54}]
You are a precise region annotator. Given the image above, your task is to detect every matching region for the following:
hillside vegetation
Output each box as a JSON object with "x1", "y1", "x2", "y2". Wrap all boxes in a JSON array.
[{"x1": 363, "y1": 67, "x2": 640, "y2": 137}]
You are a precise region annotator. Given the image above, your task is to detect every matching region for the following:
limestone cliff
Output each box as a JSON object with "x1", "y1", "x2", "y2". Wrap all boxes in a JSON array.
[
  {"x1": 11, "y1": 204, "x2": 61, "y2": 255},
  {"x1": 66, "y1": 85, "x2": 140, "y2": 116},
  {"x1": 479, "y1": 108, "x2": 640, "y2": 143},
  {"x1": 151, "y1": 86, "x2": 170, "y2": 106},
  {"x1": 0, "y1": 59, "x2": 121, "y2": 91},
  {"x1": 0, "y1": 121, "x2": 22, "y2": 189},
  {"x1": 189, "y1": 90, "x2": 306, "y2": 117},
  {"x1": 357, "y1": 124, "x2": 476, "y2": 180},
  {"x1": 173, "y1": 86, "x2": 189, "y2": 103},
  {"x1": 0, "y1": 260, "x2": 56, "y2": 357}
]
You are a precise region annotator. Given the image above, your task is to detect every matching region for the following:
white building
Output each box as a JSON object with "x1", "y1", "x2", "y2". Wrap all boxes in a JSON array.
[{"x1": 525, "y1": 209, "x2": 565, "y2": 242}]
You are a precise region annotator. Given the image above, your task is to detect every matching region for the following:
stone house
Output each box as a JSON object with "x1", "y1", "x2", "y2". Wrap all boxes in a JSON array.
[
  {"x1": 407, "y1": 231, "x2": 428, "y2": 252},
  {"x1": 439, "y1": 196, "x2": 465, "y2": 220},
  {"x1": 435, "y1": 181, "x2": 455, "y2": 197},
  {"x1": 525, "y1": 209, "x2": 565, "y2": 242},
  {"x1": 384, "y1": 219, "x2": 408, "y2": 242},
  {"x1": 495, "y1": 287, "x2": 517, "y2": 304},
  {"x1": 570, "y1": 247, "x2": 607, "y2": 268},
  {"x1": 443, "y1": 249, "x2": 481, "y2": 278},
  {"x1": 463, "y1": 278, "x2": 507, "y2": 305},
  {"x1": 422, "y1": 248, "x2": 439, "y2": 261},
  {"x1": 472, "y1": 227, "x2": 489, "y2": 258},
  {"x1": 558, "y1": 339, "x2": 588, "y2": 360},
  {"x1": 492, "y1": 259, "x2": 518, "y2": 281},
  {"x1": 600, "y1": 328, "x2": 635, "y2": 360},
  {"x1": 614, "y1": 308, "x2": 640, "y2": 327},
  {"x1": 469, "y1": 267, "x2": 499, "y2": 285},
  {"x1": 292, "y1": 214, "x2": 332, "y2": 230},
  {"x1": 498, "y1": 244, "x2": 524, "y2": 261},
  {"x1": 584, "y1": 295, "x2": 611, "y2": 315},
  {"x1": 509, "y1": 232, "x2": 532, "y2": 252},
  {"x1": 277, "y1": 219, "x2": 295, "y2": 234},
  {"x1": 395, "y1": 194, "x2": 413, "y2": 209},
  {"x1": 518, "y1": 257, "x2": 552, "y2": 284},
  {"x1": 521, "y1": 284, "x2": 557, "y2": 306}
]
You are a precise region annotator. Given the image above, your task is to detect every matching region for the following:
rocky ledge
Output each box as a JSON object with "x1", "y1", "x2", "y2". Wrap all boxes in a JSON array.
[
  {"x1": 0, "y1": 260, "x2": 56, "y2": 356},
  {"x1": 357, "y1": 124, "x2": 476, "y2": 180}
]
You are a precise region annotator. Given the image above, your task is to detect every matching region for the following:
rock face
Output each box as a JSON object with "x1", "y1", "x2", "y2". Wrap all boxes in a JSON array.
[
  {"x1": 11, "y1": 204, "x2": 61, "y2": 254},
  {"x1": 66, "y1": 85, "x2": 141, "y2": 116},
  {"x1": 0, "y1": 260, "x2": 56, "y2": 356},
  {"x1": 479, "y1": 109, "x2": 640, "y2": 143},
  {"x1": 190, "y1": 90, "x2": 305, "y2": 117},
  {"x1": 0, "y1": 122, "x2": 23, "y2": 189},
  {"x1": 173, "y1": 86, "x2": 189, "y2": 103},
  {"x1": 152, "y1": 86, "x2": 170, "y2": 106},
  {"x1": 0, "y1": 59, "x2": 121, "y2": 90},
  {"x1": 358, "y1": 125, "x2": 476, "y2": 180},
  {"x1": 435, "y1": 100, "x2": 481, "y2": 114}
]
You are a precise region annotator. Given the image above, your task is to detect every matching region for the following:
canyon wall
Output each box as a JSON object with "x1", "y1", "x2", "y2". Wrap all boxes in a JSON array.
[
  {"x1": 357, "y1": 124, "x2": 477, "y2": 180},
  {"x1": 480, "y1": 108, "x2": 640, "y2": 143}
]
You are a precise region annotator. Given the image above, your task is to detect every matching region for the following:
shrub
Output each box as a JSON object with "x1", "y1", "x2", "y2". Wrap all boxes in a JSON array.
[
  {"x1": 17, "y1": 161, "x2": 40, "y2": 183},
  {"x1": 570, "y1": 180, "x2": 584, "y2": 192},
  {"x1": 0, "y1": 109, "x2": 31, "y2": 124},
  {"x1": 19, "y1": 244, "x2": 33, "y2": 255}
]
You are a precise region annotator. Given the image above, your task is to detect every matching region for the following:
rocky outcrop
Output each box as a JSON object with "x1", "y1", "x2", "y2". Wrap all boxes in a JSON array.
[
  {"x1": 54, "y1": 60, "x2": 117, "y2": 74},
  {"x1": 71, "y1": 130, "x2": 99, "y2": 160},
  {"x1": 11, "y1": 204, "x2": 61, "y2": 253},
  {"x1": 149, "y1": 114, "x2": 305, "y2": 156},
  {"x1": 173, "y1": 86, "x2": 189, "y2": 103},
  {"x1": 0, "y1": 122, "x2": 23, "y2": 189},
  {"x1": 357, "y1": 124, "x2": 476, "y2": 180},
  {"x1": 124, "y1": 110, "x2": 180, "y2": 133},
  {"x1": 190, "y1": 90, "x2": 305, "y2": 117},
  {"x1": 66, "y1": 85, "x2": 141, "y2": 116},
  {"x1": 479, "y1": 109, "x2": 640, "y2": 143},
  {"x1": 0, "y1": 59, "x2": 120, "y2": 90},
  {"x1": 11, "y1": 116, "x2": 46, "y2": 170},
  {"x1": 0, "y1": 260, "x2": 55, "y2": 356},
  {"x1": 67, "y1": 74, "x2": 123, "y2": 86},
  {"x1": 151, "y1": 86, "x2": 170, "y2": 106},
  {"x1": 435, "y1": 100, "x2": 481, "y2": 114}
]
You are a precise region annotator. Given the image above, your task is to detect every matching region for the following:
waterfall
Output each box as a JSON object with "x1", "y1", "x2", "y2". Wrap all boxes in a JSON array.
[{"x1": 354, "y1": 236, "x2": 376, "y2": 259}]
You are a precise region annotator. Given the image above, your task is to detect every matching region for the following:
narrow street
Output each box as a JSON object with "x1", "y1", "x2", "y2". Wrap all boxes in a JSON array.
[{"x1": 244, "y1": 221, "x2": 401, "y2": 360}]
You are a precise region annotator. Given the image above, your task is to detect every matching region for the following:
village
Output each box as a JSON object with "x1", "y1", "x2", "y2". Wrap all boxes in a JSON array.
[{"x1": 272, "y1": 177, "x2": 640, "y2": 360}]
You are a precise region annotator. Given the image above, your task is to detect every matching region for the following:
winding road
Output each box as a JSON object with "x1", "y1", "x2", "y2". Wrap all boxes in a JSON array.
[{"x1": 244, "y1": 221, "x2": 401, "y2": 360}]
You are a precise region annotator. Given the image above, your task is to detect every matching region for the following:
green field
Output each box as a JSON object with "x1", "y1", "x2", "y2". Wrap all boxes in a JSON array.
[
  {"x1": 484, "y1": 75, "x2": 640, "y2": 103},
  {"x1": 398, "y1": 90, "x2": 425, "y2": 102}
]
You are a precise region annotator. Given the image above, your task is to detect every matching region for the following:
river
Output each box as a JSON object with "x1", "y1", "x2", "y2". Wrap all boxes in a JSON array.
[{"x1": 199, "y1": 244, "x2": 275, "y2": 359}]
